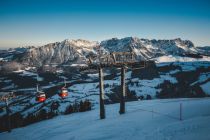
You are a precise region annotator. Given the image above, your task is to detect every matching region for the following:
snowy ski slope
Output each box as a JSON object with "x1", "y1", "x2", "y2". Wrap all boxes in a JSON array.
[{"x1": 1, "y1": 98, "x2": 210, "y2": 140}]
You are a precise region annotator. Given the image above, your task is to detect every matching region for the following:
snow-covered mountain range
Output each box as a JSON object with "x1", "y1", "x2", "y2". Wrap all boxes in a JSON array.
[{"x1": 2, "y1": 37, "x2": 208, "y2": 66}]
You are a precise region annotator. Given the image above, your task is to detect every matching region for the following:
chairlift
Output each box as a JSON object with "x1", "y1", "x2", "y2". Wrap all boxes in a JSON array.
[
  {"x1": 36, "y1": 85, "x2": 46, "y2": 102},
  {"x1": 59, "y1": 78, "x2": 68, "y2": 99}
]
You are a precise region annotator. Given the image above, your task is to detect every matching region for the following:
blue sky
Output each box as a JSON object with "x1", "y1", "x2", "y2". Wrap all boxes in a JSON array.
[{"x1": 0, "y1": 0, "x2": 210, "y2": 48}]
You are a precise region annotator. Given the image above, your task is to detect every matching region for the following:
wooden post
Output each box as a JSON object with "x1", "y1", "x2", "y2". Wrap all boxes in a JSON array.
[
  {"x1": 99, "y1": 67, "x2": 105, "y2": 119},
  {"x1": 119, "y1": 66, "x2": 126, "y2": 114},
  {"x1": 0, "y1": 92, "x2": 15, "y2": 132},
  {"x1": 180, "y1": 103, "x2": 182, "y2": 121},
  {"x1": 5, "y1": 99, "x2": 11, "y2": 132}
]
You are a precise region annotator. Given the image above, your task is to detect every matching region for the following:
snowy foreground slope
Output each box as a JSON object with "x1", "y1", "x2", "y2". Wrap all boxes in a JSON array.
[{"x1": 1, "y1": 98, "x2": 210, "y2": 140}]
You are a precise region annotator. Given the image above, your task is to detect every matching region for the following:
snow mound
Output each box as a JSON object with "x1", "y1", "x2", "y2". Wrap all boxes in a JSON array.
[{"x1": 155, "y1": 55, "x2": 210, "y2": 63}]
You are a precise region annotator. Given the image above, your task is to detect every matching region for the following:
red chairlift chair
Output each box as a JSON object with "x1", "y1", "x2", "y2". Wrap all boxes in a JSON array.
[
  {"x1": 36, "y1": 84, "x2": 46, "y2": 102},
  {"x1": 59, "y1": 78, "x2": 69, "y2": 99},
  {"x1": 36, "y1": 92, "x2": 46, "y2": 102},
  {"x1": 59, "y1": 87, "x2": 68, "y2": 98}
]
